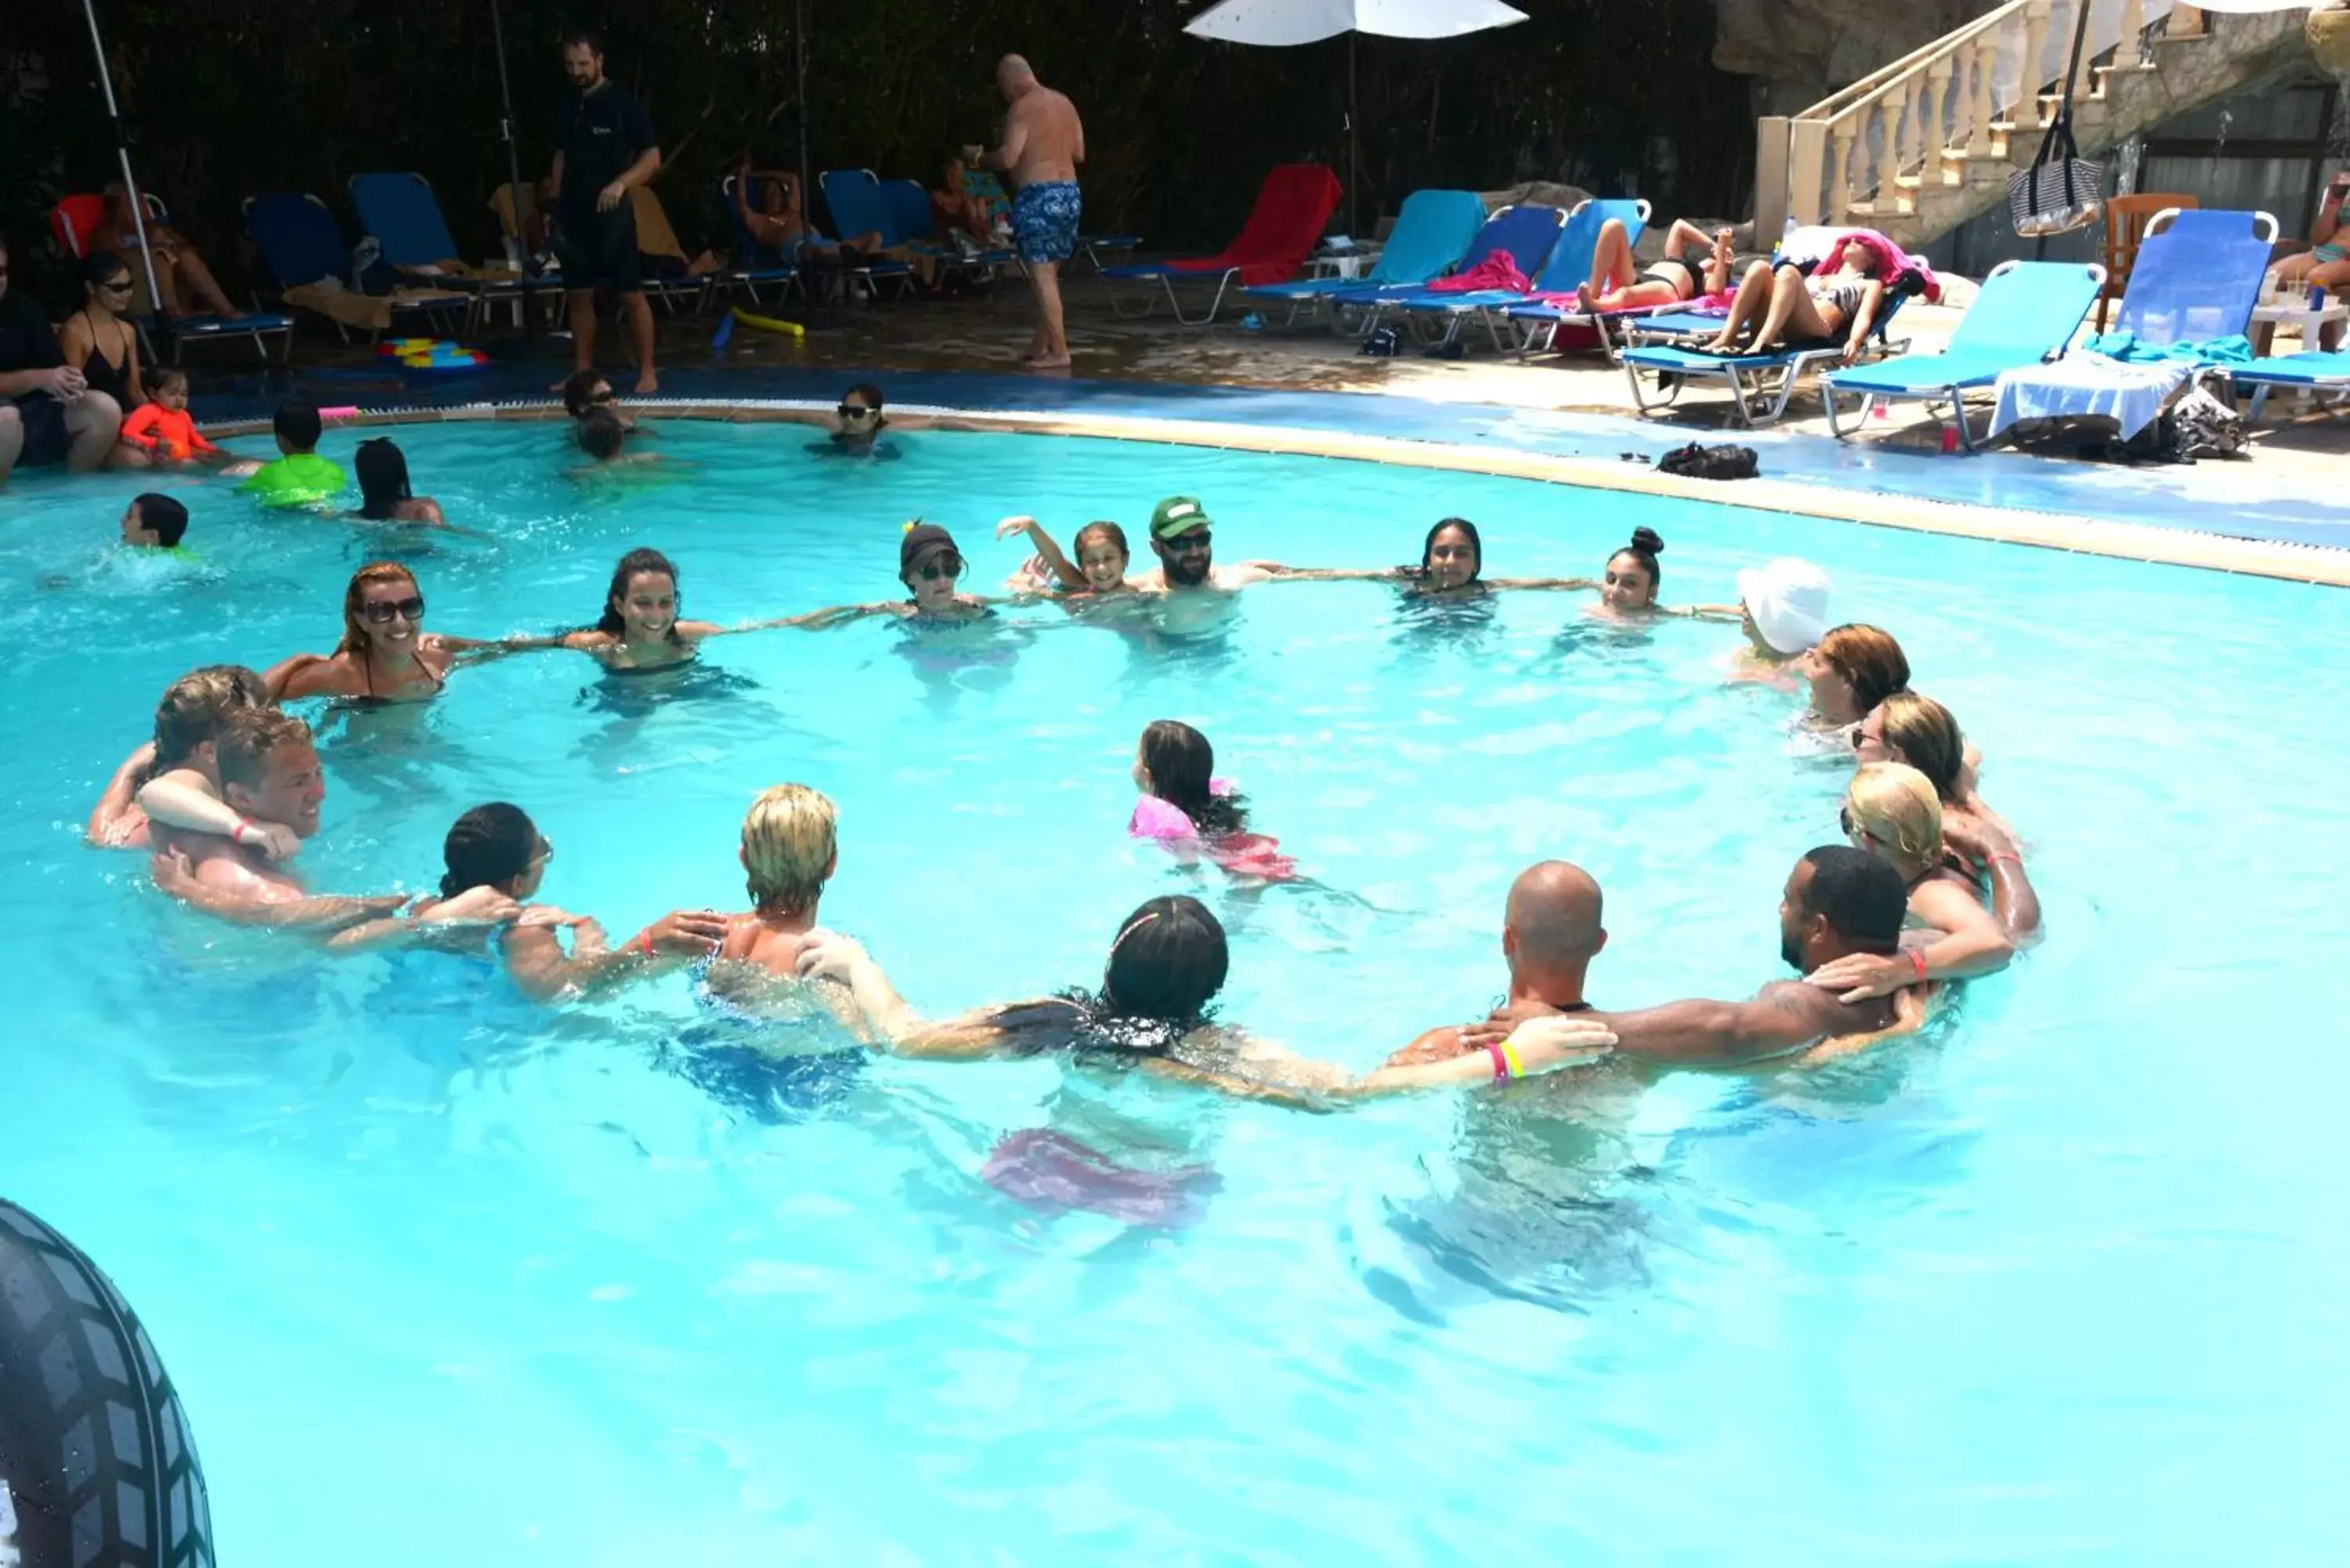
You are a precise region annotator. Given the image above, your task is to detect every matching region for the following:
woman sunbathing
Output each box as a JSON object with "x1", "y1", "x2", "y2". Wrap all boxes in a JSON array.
[
  {"x1": 1576, "y1": 219, "x2": 1734, "y2": 314},
  {"x1": 1701, "y1": 236, "x2": 1887, "y2": 363}
]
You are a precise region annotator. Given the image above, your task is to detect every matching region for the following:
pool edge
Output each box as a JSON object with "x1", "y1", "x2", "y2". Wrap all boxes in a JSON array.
[{"x1": 210, "y1": 399, "x2": 2350, "y2": 589}]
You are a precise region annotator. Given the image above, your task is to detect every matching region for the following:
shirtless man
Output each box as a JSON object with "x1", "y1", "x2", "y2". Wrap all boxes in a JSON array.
[
  {"x1": 147, "y1": 708, "x2": 502, "y2": 939},
  {"x1": 1391, "y1": 847, "x2": 1921, "y2": 1071},
  {"x1": 1127, "y1": 496, "x2": 1287, "y2": 594},
  {"x1": 966, "y1": 55, "x2": 1084, "y2": 368}
]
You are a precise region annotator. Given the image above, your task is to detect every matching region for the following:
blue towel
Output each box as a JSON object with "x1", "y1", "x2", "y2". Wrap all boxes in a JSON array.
[{"x1": 2084, "y1": 331, "x2": 2254, "y2": 365}]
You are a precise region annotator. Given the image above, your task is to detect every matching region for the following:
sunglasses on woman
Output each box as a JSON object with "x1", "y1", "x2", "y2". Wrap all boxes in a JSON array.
[
  {"x1": 916, "y1": 556, "x2": 962, "y2": 581},
  {"x1": 360, "y1": 595, "x2": 426, "y2": 625},
  {"x1": 837, "y1": 403, "x2": 877, "y2": 420}
]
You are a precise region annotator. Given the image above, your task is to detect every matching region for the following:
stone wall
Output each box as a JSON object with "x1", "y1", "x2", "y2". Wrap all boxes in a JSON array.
[{"x1": 1713, "y1": 0, "x2": 2003, "y2": 116}]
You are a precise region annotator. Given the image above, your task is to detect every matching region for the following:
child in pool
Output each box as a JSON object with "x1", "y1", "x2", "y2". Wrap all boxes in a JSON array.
[
  {"x1": 120, "y1": 493, "x2": 189, "y2": 551},
  {"x1": 998, "y1": 515, "x2": 1133, "y2": 596},
  {"x1": 1129, "y1": 720, "x2": 1296, "y2": 882},
  {"x1": 125, "y1": 666, "x2": 303, "y2": 859},
  {"x1": 119, "y1": 370, "x2": 227, "y2": 467}
]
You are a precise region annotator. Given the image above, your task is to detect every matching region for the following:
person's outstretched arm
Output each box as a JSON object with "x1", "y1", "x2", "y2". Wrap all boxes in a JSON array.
[
  {"x1": 88, "y1": 742, "x2": 156, "y2": 847},
  {"x1": 150, "y1": 849, "x2": 405, "y2": 931},
  {"x1": 1807, "y1": 886, "x2": 2016, "y2": 1003},
  {"x1": 1485, "y1": 984, "x2": 1854, "y2": 1067},
  {"x1": 996, "y1": 515, "x2": 1087, "y2": 589}
]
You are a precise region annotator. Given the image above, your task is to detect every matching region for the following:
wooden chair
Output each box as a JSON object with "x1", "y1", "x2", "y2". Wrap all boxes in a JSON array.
[{"x1": 2097, "y1": 193, "x2": 2198, "y2": 331}]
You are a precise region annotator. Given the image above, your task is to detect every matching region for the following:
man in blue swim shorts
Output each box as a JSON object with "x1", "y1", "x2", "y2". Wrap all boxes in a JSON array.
[{"x1": 967, "y1": 55, "x2": 1086, "y2": 369}]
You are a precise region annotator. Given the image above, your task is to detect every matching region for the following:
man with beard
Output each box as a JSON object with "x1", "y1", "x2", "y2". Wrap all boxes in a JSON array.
[
  {"x1": 1128, "y1": 496, "x2": 1287, "y2": 594},
  {"x1": 1390, "y1": 847, "x2": 1920, "y2": 1071}
]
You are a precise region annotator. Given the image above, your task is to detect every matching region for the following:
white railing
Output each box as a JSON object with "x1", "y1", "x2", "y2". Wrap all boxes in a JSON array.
[{"x1": 1759, "y1": 0, "x2": 2177, "y2": 235}]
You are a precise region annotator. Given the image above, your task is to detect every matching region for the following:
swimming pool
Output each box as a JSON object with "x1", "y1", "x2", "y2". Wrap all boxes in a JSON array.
[{"x1": 3, "y1": 417, "x2": 2346, "y2": 1565}]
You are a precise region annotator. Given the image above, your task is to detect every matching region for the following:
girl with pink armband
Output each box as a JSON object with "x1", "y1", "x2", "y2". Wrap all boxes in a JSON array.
[{"x1": 1129, "y1": 720, "x2": 1296, "y2": 883}]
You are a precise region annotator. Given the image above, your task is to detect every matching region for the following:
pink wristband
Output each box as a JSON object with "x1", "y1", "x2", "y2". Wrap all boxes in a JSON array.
[
  {"x1": 1911, "y1": 948, "x2": 1929, "y2": 982},
  {"x1": 1486, "y1": 1041, "x2": 1510, "y2": 1082}
]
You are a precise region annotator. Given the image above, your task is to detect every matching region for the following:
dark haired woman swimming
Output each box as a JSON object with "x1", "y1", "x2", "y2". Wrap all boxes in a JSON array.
[{"x1": 796, "y1": 895, "x2": 1615, "y2": 1104}]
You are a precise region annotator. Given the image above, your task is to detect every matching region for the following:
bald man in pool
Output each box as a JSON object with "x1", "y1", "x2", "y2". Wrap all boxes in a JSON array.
[{"x1": 1388, "y1": 849, "x2": 1925, "y2": 1071}]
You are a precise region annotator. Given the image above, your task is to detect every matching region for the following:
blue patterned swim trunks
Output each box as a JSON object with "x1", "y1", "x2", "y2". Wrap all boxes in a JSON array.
[{"x1": 1012, "y1": 180, "x2": 1082, "y2": 265}]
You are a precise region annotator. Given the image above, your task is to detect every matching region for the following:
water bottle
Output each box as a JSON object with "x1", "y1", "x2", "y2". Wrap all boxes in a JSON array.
[{"x1": 2312, "y1": 286, "x2": 2330, "y2": 312}]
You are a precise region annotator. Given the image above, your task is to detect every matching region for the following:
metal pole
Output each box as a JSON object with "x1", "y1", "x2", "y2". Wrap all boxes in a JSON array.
[
  {"x1": 79, "y1": 0, "x2": 162, "y2": 311},
  {"x1": 1347, "y1": 33, "x2": 1359, "y2": 237},
  {"x1": 487, "y1": 0, "x2": 541, "y2": 332},
  {"x1": 797, "y1": 0, "x2": 812, "y2": 228}
]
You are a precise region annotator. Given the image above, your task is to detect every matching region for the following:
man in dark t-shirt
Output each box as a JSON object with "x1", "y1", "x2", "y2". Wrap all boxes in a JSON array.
[
  {"x1": 551, "y1": 32, "x2": 662, "y2": 393},
  {"x1": 0, "y1": 234, "x2": 126, "y2": 480}
]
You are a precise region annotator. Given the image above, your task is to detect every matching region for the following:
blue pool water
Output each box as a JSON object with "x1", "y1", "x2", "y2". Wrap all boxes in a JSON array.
[{"x1": 2, "y1": 418, "x2": 2347, "y2": 1565}]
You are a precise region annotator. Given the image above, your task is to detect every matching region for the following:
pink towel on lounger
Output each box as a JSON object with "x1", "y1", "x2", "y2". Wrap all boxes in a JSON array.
[{"x1": 1427, "y1": 253, "x2": 1532, "y2": 294}]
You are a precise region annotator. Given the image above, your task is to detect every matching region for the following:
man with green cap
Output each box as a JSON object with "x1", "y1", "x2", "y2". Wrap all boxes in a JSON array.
[{"x1": 1131, "y1": 495, "x2": 1285, "y2": 594}]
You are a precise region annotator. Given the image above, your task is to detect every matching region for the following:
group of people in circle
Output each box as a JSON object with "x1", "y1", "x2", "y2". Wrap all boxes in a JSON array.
[{"x1": 82, "y1": 410, "x2": 2042, "y2": 1107}]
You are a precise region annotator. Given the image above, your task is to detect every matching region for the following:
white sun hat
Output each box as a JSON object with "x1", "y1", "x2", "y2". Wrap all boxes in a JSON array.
[{"x1": 1734, "y1": 558, "x2": 1832, "y2": 656}]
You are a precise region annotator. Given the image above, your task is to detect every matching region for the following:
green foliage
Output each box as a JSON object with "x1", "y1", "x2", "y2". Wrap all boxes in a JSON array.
[{"x1": 2, "y1": 0, "x2": 1748, "y2": 303}]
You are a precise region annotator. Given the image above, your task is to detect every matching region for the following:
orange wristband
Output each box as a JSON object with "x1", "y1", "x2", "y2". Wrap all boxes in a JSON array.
[{"x1": 1911, "y1": 948, "x2": 1929, "y2": 982}]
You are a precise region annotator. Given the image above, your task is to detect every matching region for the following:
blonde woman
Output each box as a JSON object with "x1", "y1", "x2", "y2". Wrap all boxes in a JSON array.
[{"x1": 1809, "y1": 762, "x2": 2036, "y2": 1002}]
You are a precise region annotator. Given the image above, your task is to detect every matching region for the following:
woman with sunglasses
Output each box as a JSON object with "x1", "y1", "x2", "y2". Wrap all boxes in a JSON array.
[
  {"x1": 797, "y1": 522, "x2": 997, "y2": 629},
  {"x1": 824, "y1": 383, "x2": 895, "y2": 457},
  {"x1": 328, "y1": 802, "x2": 728, "y2": 995},
  {"x1": 1807, "y1": 762, "x2": 2037, "y2": 1003},
  {"x1": 58, "y1": 254, "x2": 146, "y2": 466},
  {"x1": 263, "y1": 562, "x2": 514, "y2": 704}
]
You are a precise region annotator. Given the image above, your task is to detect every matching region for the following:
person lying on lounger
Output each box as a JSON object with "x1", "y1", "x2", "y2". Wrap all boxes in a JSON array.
[
  {"x1": 1701, "y1": 237, "x2": 1887, "y2": 363},
  {"x1": 732, "y1": 157, "x2": 938, "y2": 286},
  {"x1": 1576, "y1": 219, "x2": 1734, "y2": 315}
]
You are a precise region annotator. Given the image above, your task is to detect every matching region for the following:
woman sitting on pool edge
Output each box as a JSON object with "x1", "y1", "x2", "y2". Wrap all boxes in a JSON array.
[
  {"x1": 263, "y1": 562, "x2": 519, "y2": 703},
  {"x1": 1808, "y1": 762, "x2": 2038, "y2": 1002},
  {"x1": 327, "y1": 802, "x2": 728, "y2": 992},
  {"x1": 1130, "y1": 720, "x2": 1296, "y2": 882},
  {"x1": 795, "y1": 894, "x2": 1617, "y2": 1104},
  {"x1": 998, "y1": 515, "x2": 1133, "y2": 597},
  {"x1": 551, "y1": 547, "x2": 831, "y2": 671}
]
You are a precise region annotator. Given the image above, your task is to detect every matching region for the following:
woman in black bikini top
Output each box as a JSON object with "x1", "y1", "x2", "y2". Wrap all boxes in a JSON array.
[
  {"x1": 262, "y1": 562, "x2": 506, "y2": 705},
  {"x1": 59, "y1": 253, "x2": 142, "y2": 419}
]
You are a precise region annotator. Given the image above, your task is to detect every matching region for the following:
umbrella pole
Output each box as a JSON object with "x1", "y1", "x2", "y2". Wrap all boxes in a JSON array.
[
  {"x1": 1347, "y1": 33, "x2": 1359, "y2": 237},
  {"x1": 797, "y1": 0, "x2": 812, "y2": 233},
  {"x1": 488, "y1": 0, "x2": 540, "y2": 334},
  {"x1": 79, "y1": 0, "x2": 161, "y2": 313}
]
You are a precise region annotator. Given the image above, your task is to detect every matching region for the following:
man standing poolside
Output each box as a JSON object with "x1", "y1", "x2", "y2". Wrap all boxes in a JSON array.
[
  {"x1": 552, "y1": 31, "x2": 661, "y2": 394},
  {"x1": 967, "y1": 55, "x2": 1083, "y2": 370},
  {"x1": 1391, "y1": 848, "x2": 1921, "y2": 1071},
  {"x1": 1129, "y1": 496, "x2": 1285, "y2": 594}
]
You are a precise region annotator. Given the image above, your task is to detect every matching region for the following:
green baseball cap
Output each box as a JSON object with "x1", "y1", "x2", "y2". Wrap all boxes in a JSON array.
[{"x1": 1149, "y1": 495, "x2": 1214, "y2": 539}]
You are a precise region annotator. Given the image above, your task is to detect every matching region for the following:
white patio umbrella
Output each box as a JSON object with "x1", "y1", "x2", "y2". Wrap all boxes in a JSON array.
[{"x1": 1184, "y1": 0, "x2": 1531, "y2": 234}]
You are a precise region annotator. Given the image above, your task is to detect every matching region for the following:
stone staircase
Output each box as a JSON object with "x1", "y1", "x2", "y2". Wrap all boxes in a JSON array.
[{"x1": 1753, "y1": 0, "x2": 2312, "y2": 250}]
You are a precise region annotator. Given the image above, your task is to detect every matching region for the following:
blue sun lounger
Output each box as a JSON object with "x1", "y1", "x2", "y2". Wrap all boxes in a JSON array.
[
  {"x1": 347, "y1": 172, "x2": 524, "y2": 334},
  {"x1": 1386, "y1": 199, "x2": 1650, "y2": 352},
  {"x1": 1820, "y1": 259, "x2": 2106, "y2": 446},
  {"x1": 245, "y1": 191, "x2": 467, "y2": 341},
  {"x1": 1240, "y1": 188, "x2": 1487, "y2": 327},
  {"x1": 877, "y1": 179, "x2": 1016, "y2": 276},
  {"x1": 1340, "y1": 203, "x2": 1566, "y2": 343},
  {"x1": 2235, "y1": 349, "x2": 2350, "y2": 418},
  {"x1": 1622, "y1": 286, "x2": 1918, "y2": 428},
  {"x1": 815, "y1": 169, "x2": 922, "y2": 298}
]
